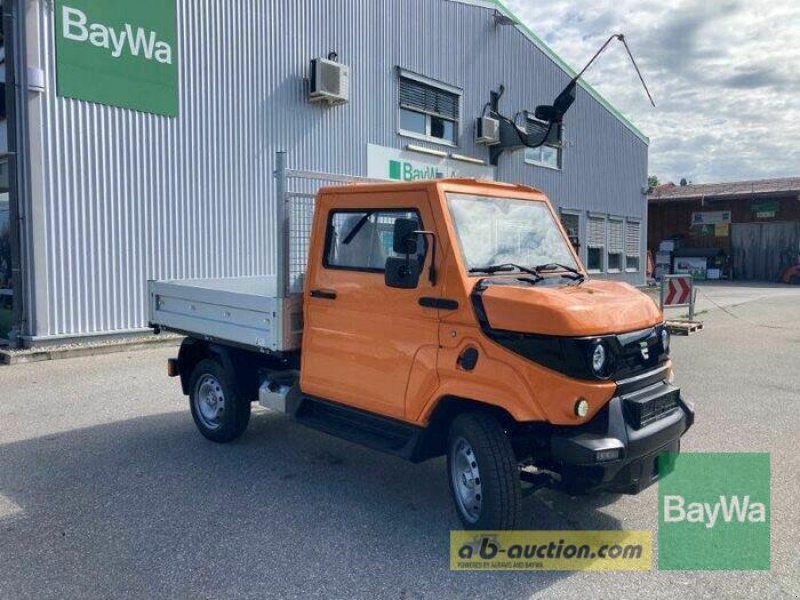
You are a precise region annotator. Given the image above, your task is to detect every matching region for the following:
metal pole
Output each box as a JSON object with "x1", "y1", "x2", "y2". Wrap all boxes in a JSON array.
[
  {"x1": 659, "y1": 276, "x2": 665, "y2": 312},
  {"x1": 689, "y1": 284, "x2": 696, "y2": 321},
  {"x1": 274, "y1": 151, "x2": 288, "y2": 299}
]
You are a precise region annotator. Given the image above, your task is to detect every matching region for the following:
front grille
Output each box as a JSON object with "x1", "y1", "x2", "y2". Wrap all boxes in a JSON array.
[
  {"x1": 616, "y1": 366, "x2": 670, "y2": 396},
  {"x1": 623, "y1": 385, "x2": 680, "y2": 429},
  {"x1": 612, "y1": 327, "x2": 667, "y2": 379}
]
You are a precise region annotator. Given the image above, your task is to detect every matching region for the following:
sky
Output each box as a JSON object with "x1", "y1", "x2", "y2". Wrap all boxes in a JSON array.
[{"x1": 503, "y1": 0, "x2": 800, "y2": 184}]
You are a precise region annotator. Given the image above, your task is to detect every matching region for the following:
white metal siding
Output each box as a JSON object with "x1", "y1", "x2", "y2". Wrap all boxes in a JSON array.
[{"x1": 24, "y1": 0, "x2": 648, "y2": 340}]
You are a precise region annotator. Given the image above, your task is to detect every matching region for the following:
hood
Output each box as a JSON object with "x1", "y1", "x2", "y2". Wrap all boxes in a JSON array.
[{"x1": 479, "y1": 279, "x2": 663, "y2": 337}]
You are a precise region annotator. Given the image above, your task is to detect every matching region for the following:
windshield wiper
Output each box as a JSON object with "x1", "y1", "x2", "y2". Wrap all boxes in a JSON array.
[
  {"x1": 534, "y1": 263, "x2": 585, "y2": 281},
  {"x1": 469, "y1": 263, "x2": 541, "y2": 276}
]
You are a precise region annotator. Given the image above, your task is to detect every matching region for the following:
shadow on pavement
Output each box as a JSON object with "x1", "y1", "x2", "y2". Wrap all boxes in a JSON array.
[{"x1": 0, "y1": 409, "x2": 624, "y2": 599}]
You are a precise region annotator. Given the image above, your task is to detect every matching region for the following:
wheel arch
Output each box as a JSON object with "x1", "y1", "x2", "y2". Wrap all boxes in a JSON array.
[
  {"x1": 414, "y1": 395, "x2": 518, "y2": 461},
  {"x1": 177, "y1": 338, "x2": 259, "y2": 399}
]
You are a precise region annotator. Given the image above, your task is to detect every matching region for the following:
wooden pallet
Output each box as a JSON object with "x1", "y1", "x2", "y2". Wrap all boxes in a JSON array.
[{"x1": 666, "y1": 320, "x2": 704, "y2": 336}]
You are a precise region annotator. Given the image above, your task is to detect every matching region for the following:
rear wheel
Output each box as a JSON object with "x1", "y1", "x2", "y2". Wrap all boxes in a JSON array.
[
  {"x1": 447, "y1": 412, "x2": 521, "y2": 530},
  {"x1": 188, "y1": 358, "x2": 251, "y2": 443}
]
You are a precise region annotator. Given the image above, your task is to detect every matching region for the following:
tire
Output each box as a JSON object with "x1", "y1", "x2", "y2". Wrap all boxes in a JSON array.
[
  {"x1": 447, "y1": 412, "x2": 521, "y2": 530},
  {"x1": 188, "y1": 358, "x2": 251, "y2": 443}
]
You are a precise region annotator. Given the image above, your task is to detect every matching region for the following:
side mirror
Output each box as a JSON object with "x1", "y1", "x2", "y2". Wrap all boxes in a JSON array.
[
  {"x1": 385, "y1": 256, "x2": 421, "y2": 289},
  {"x1": 393, "y1": 218, "x2": 420, "y2": 255}
]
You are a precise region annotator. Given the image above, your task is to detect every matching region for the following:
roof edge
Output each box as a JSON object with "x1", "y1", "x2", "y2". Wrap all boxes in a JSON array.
[{"x1": 450, "y1": 0, "x2": 650, "y2": 144}]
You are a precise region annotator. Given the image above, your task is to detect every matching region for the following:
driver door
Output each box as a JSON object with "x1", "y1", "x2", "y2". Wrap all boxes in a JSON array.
[{"x1": 301, "y1": 190, "x2": 440, "y2": 420}]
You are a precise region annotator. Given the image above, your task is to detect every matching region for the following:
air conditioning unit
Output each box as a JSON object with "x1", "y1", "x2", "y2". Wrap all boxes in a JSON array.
[
  {"x1": 309, "y1": 58, "x2": 350, "y2": 105},
  {"x1": 475, "y1": 116, "x2": 500, "y2": 145}
]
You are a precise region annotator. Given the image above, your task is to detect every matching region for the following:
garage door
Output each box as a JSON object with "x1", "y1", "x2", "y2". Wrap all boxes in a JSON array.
[{"x1": 731, "y1": 222, "x2": 800, "y2": 281}]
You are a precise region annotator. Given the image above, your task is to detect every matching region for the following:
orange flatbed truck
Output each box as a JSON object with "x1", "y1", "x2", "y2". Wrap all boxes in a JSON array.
[{"x1": 149, "y1": 179, "x2": 694, "y2": 529}]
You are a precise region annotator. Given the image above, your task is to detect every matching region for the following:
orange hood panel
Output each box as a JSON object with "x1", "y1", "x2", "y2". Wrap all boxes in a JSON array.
[{"x1": 480, "y1": 280, "x2": 663, "y2": 337}]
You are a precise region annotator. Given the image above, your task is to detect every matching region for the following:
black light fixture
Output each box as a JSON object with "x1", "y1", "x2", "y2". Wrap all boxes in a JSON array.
[{"x1": 493, "y1": 10, "x2": 516, "y2": 27}]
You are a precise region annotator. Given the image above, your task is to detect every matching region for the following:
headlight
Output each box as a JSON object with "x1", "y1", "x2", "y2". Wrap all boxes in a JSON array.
[
  {"x1": 591, "y1": 343, "x2": 607, "y2": 375},
  {"x1": 661, "y1": 327, "x2": 670, "y2": 353}
]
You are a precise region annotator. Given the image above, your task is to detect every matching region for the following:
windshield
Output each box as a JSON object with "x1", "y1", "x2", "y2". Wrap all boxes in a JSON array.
[{"x1": 446, "y1": 193, "x2": 579, "y2": 274}]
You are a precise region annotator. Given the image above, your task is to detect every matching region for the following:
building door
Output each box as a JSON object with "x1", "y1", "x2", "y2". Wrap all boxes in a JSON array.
[
  {"x1": 731, "y1": 222, "x2": 800, "y2": 281},
  {"x1": 0, "y1": 187, "x2": 11, "y2": 341},
  {"x1": 1, "y1": 10, "x2": 18, "y2": 343}
]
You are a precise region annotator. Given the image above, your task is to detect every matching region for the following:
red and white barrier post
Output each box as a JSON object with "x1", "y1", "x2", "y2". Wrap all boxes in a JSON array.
[{"x1": 660, "y1": 275, "x2": 696, "y2": 320}]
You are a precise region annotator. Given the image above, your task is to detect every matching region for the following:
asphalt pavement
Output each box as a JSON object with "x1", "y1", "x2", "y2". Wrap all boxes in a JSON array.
[{"x1": 0, "y1": 284, "x2": 798, "y2": 599}]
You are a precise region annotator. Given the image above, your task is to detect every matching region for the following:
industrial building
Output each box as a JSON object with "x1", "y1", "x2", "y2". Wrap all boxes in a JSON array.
[
  {"x1": 1, "y1": 0, "x2": 649, "y2": 347},
  {"x1": 648, "y1": 179, "x2": 800, "y2": 281}
]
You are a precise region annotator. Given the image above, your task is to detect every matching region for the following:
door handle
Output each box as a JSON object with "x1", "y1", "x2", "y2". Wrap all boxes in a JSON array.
[
  {"x1": 310, "y1": 289, "x2": 337, "y2": 300},
  {"x1": 418, "y1": 297, "x2": 459, "y2": 310}
]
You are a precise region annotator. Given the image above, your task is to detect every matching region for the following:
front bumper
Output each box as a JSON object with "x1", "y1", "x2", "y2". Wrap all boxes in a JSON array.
[{"x1": 549, "y1": 382, "x2": 694, "y2": 495}]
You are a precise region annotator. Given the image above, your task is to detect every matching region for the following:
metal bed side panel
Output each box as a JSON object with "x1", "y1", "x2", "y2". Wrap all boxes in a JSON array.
[{"x1": 148, "y1": 279, "x2": 282, "y2": 351}]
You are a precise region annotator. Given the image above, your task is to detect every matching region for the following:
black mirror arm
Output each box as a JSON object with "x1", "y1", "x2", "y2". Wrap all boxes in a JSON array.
[{"x1": 414, "y1": 230, "x2": 437, "y2": 286}]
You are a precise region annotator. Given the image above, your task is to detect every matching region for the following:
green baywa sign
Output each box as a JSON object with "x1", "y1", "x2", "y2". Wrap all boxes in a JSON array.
[
  {"x1": 54, "y1": 0, "x2": 178, "y2": 116},
  {"x1": 658, "y1": 452, "x2": 771, "y2": 570}
]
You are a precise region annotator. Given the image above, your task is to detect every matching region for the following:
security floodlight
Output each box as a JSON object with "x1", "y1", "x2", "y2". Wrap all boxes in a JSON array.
[{"x1": 493, "y1": 10, "x2": 516, "y2": 26}]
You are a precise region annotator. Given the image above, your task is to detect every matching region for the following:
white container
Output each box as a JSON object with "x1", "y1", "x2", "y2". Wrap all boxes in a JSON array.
[{"x1": 659, "y1": 240, "x2": 676, "y2": 252}]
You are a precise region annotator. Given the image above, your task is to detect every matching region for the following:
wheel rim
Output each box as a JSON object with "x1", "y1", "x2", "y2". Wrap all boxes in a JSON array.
[
  {"x1": 194, "y1": 374, "x2": 225, "y2": 430},
  {"x1": 450, "y1": 437, "x2": 482, "y2": 524}
]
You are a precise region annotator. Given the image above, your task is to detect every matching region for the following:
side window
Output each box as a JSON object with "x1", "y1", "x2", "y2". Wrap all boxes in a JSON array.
[
  {"x1": 607, "y1": 218, "x2": 625, "y2": 272},
  {"x1": 325, "y1": 209, "x2": 426, "y2": 272},
  {"x1": 398, "y1": 74, "x2": 461, "y2": 146},
  {"x1": 524, "y1": 118, "x2": 563, "y2": 170},
  {"x1": 559, "y1": 211, "x2": 581, "y2": 253},
  {"x1": 625, "y1": 221, "x2": 641, "y2": 271}
]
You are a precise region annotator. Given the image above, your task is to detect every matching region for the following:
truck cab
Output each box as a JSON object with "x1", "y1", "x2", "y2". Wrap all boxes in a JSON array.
[{"x1": 151, "y1": 179, "x2": 694, "y2": 530}]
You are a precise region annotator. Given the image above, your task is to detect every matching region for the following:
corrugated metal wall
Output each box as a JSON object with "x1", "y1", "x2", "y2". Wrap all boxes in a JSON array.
[{"x1": 26, "y1": 0, "x2": 648, "y2": 340}]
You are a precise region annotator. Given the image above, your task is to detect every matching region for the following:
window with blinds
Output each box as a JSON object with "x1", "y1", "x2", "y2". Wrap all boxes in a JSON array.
[
  {"x1": 398, "y1": 75, "x2": 460, "y2": 145},
  {"x1": 587, "y1": 217, "x2": 606, "y2": 248},
  {"x1": 399, "y1": 78, "x2": 459, "y2": 120},
  {"x1": 607, "y1": 218, "x2": 624, "y2": 271},
  {"x1": 524, "y1": 119, "x2": 562, "y2": 169},
  {"x1": 626, "y1": 220, "x2": 641, "y2": 271},
  {"x1": 587, "y1": 216, "x2": 606, "y2": 271}
]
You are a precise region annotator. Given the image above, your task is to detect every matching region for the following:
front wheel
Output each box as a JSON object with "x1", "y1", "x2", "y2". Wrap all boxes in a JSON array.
[
  {"x1": 447, "y1": 412, "x2": 521, "y2": 530},
  {"x1": 188, "y1": 358, "x2": 251, "y2": 443}
]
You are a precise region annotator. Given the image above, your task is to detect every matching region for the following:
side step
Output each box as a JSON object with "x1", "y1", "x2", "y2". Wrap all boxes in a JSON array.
[{"x1": 293, "y1": 396, "x2": 423, "y2": 459}]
